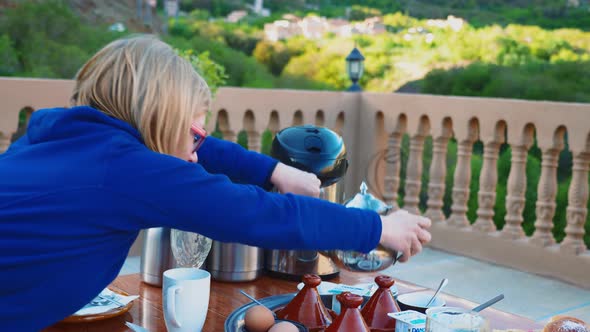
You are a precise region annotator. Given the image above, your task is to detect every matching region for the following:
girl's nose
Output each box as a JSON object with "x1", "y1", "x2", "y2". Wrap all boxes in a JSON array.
[{"x1": 188, "y1": 151, "x2": 198, "y2": 163}]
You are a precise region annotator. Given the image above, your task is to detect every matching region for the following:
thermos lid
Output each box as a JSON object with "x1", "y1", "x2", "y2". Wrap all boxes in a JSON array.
[{"x1": 270, "y1": 125, "x2": 348, "y2": 187}]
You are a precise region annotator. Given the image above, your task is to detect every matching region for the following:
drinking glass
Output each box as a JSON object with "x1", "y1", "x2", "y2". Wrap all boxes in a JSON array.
[
  {"x1": 170, "y1": 229, "x2": 212, "y2": 268},
  {"x1": 426, "y1": 307, "x2": 490, "y2": 332}
]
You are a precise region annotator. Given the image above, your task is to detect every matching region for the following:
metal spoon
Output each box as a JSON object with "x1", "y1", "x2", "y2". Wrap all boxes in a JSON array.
[
  {"x1": 472, "y1": 294, "x2": 505, "y2": 312},
  {"x1": 239, "y1": 290, "x2": 278, "y2": 318},
  {"x1": 125, "y1": 322, "x2": 149, "y2": 332},
  {"x1": 426, "y1": 278, "x2": 448, "y2": 307}
]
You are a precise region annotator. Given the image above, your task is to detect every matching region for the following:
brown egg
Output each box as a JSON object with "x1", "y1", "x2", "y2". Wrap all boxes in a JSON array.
[
  {"x1": 244, "y1": 305, "x2": 276, "y2": 332},
  {"x1": 268, "y1": 321, "x2": 300, "y2": 332}
]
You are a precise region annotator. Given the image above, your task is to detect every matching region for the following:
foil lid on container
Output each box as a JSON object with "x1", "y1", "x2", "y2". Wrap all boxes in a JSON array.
[{"x1": 344, "y1": 182, "x2": 392, "y2": 215}]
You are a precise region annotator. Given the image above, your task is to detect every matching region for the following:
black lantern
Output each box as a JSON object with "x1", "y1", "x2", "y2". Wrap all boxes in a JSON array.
[{"x1": 345, "y1": 47, "x2": 365, "y2": 92}]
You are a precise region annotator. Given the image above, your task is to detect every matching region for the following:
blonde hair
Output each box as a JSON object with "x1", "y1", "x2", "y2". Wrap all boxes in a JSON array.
[{"x1": 71, "y1": 34, "x2": 211, "y2": 154}]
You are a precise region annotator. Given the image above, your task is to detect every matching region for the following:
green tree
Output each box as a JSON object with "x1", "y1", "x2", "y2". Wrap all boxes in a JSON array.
[
  {"x1": 0, "y1": 34, "x2": 20, "y2": 76},
  {"x1": 168, "y1": 35, "x2": 275, "y2": 88},
  {"x1": 0, "y1": 0, "x2": 123, "y2": 78},
  {"x1": 175, "y1": 49, "x2": 227, "y2": 95},
  {"x1": 253, "y1": 40, "x2": 292, "y2": 76},
  {"x1": 349, "y1": 5, "x2": 382, "y2": 21}
]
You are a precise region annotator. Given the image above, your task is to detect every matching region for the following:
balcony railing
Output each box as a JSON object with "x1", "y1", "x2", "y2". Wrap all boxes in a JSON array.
[{"x1": 1, "y1": 77, "x2": 589, "y2": 288}]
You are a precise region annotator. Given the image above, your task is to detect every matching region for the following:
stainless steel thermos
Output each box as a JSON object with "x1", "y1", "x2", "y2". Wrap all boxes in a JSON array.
[
  {"x1": 205, "y1": 242, "x2": 264, "y2": 282},
  {"x1": 265, "y1": 125, "x2": 349, "y2": 280},
  {"x1": 140, "y1": 227, "x2": 175, "y2": 286}
]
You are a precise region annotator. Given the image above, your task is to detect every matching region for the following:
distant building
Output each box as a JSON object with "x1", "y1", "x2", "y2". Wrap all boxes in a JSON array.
[
  {"x1": 426, "y1": 15, "x2": 465, "y2": 32},
  {"x1": 282, "y1": 14, "x2": 301, "y2": 23},
  {"x1": 567, "y1": 0, "x2": 580, "y2": 7},
  {"x1": 353, "y1": 17, "x2": 386, "y2": 35},
  {"x1": 300, "y1": 16, "x2": 329, "y2": 39},
  {"x1": 251, "y1": 0, "x2": 271, "y2": 17},
  {"x1": 226, "y1": 10, "x2": 248, "y2": 23},
  {"x1": 328, "y1": 18, "x2": 352, "y2": 37},
  {"x1": 264, "y1": 20, "x2": 302, "y2": 41},
  {"x1": 263, "y1": 14, "x2": 386, "y2": 41},
  {"x1": 254, "y1": 0, "x2": 263, "y2": 13}
]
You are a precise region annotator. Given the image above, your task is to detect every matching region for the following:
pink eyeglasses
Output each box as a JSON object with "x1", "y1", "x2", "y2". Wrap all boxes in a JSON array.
[{"x1": 191, "y1": 123, "x2": 207, "y2": 153}]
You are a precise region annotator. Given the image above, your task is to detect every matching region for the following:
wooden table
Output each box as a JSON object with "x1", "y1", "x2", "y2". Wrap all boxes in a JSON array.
[{"x1": 45, "y1": 272, "x2": 543, "y2": 331}]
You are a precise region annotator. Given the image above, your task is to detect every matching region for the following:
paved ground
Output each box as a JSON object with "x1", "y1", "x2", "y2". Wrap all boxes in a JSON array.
[{"x1": 120, "y1": 247, "x2": 590, "y2": 324}]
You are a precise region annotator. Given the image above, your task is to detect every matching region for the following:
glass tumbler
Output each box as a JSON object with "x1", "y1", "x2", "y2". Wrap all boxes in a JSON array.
[
  {"x1": 170, "y1": 229, "x2": 212, "y2": 269},
  {"x1": 425, "y1": 307, "x2": 490, "y2": 332}
]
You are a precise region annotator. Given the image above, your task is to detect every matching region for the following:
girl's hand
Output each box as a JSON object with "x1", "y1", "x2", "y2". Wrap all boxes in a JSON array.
[
  {"x1": 379, "y1": 209, "x2": 432, "y2": 263},
  {"x1": 270, "y1": 162, "x2": 321, "y2": 198}
]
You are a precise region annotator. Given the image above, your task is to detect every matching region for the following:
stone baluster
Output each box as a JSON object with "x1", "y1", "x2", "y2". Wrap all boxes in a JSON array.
[
  {"x1": 473, "y1": 142, "x2": 501, "y2": 232},
  {"x1": 561, "y1": 152, "x2": 590, "y2": 255},
  {"x1": 382, "y1": 133, "x2": 402, "y2": 210},
  {"x1": 425, "y1": 136, "x2": 449, "y2": 223},
  {"x1": 247, "y1": 130, "x2": 261, "y2": 152},
  {"x1": 502, "y1": 145, "x2": 528, "y2": 239},
  {"x1": 530, "y1": 147, "x2": 561, "y2": 246},
  {"x1": 403, "y1": 134, "x2": 425, "y2": 215},
  {"x1": 222, "y1": 129, "x2": 237, "y2": 143},
  {"x1": 0, "y1": 133, "x2": 10, "y2": 153},
  {"x1": 448, "y1": 140, "x2": 473, "y2": 227}
]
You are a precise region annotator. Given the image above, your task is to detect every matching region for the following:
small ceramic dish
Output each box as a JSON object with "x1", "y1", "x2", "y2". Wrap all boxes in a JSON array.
[
  {"x1": 61, "y1": 288, "x2": 134, "y2": 323},
  {"x1": 396, "y1": 291, "x2": 446, "y2": 314},
  {"x1": 226, "y1": 294, "x2": 342, "y2": 332}
]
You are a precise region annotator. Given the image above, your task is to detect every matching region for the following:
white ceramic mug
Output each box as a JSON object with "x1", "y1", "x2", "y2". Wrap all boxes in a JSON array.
[{"x1": 163, "y1": 268, "x2": 211, "y2": 332}]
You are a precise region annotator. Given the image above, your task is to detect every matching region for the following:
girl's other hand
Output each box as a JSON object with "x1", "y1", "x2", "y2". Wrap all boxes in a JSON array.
[{"x1": 270, "y1": 162, "x2": 321, "y2": 198}]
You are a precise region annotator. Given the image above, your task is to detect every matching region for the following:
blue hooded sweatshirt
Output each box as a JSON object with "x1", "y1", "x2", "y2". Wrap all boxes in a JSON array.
[{"x1": 0, "y1": 106, "x2": 381, "y2": 330}]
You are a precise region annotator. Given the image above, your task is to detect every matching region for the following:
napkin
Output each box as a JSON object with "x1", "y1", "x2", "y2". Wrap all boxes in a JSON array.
[{"x1": 74, "y1": 288, "x2": 138, "y2": 316}]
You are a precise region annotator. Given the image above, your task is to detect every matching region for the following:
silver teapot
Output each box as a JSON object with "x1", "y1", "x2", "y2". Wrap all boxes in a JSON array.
[{"x1": 323, "y1": 182, "x2": 400, "y2": 272}]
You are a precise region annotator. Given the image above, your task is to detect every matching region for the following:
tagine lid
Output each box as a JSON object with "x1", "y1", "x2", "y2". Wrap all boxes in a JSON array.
[
  {"x1": 361, "y1": 275, "x2": 399, "y2": 331},
  {"x1": 326, "y1": 292, "x2": 370, "y2": 332},
  {"x1": 275, "y1": 274, "x2": 333, "y2": 331}
]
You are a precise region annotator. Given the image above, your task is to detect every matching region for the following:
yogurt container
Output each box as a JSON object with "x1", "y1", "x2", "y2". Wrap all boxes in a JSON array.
[{"x1": 388, "y1": 310, "x2": 426, "y2": 332}]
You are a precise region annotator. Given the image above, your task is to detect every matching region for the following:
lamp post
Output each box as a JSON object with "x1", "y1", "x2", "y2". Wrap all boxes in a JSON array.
[{"x1": 345, "y1": 47, "x2": 365, "y2": 92}]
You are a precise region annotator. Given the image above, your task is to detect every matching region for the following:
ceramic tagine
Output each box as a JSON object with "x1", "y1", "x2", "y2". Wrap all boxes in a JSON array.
[
  {"x1": 276, "y1": 274, "x2": 334, "y2": 332},
  {"x1": 361, "y1": 275, "x2": 400, "y2": 331},
  {"x1": 325, "y1": 292, "x2": 370, "y2": 332}
]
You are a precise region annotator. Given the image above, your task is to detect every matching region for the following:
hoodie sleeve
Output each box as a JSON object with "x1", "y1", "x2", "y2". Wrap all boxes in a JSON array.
[
  {"x1": 105, "y1": 147, "x2": 381, "y2": 253},
  {"x1": 197, "y1": 136, "x2": 278, "y2": 190}
]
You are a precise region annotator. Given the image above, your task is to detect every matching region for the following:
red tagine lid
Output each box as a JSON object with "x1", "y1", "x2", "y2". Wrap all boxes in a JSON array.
[
  {"x1": 325, "y1": 292, "x2": 370, "y2": 332},
  {"x1": 361, "y1": 275, "x2": 400, "y2": 331},
  {"x1": 276, "y1": 274, "x2": 333, "y2": 332}
]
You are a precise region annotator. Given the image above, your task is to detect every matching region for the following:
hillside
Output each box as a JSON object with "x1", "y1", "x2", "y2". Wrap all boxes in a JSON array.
[
  {"x1": 181, "y1": 0, "x2": 590, "y2": 31},
  {"x1": 0, "y1": 0, "x2": 164, "y2": 33}
]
